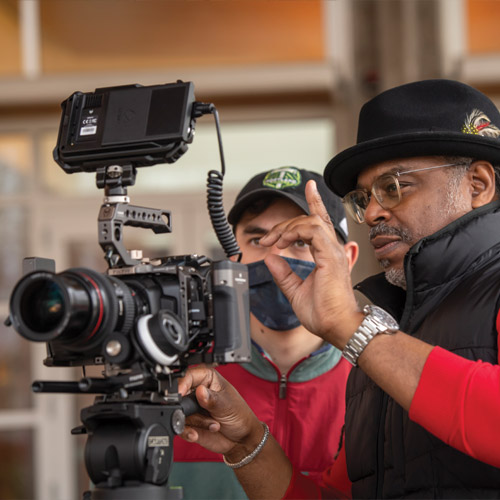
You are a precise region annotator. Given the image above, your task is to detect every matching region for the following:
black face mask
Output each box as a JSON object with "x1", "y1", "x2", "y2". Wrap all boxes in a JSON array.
[{"x1": 247, "y1": 257, "x2": 315, "y2": 331}]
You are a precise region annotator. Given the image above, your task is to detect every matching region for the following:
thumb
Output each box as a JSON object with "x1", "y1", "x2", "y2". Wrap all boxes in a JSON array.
[
  {"x1": 195, "y1": 382, "x2": 232, "y2": 420},
  {"x1": 264, "y1": 254, "x2": 304, "y2": 303},
  {"x1": 196, "y1": 385, "x2": 214, "y2": 411}
]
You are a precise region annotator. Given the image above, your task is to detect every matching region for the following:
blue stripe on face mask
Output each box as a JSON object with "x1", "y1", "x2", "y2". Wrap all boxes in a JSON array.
[{"x1": 247, "y1": 257, "x2": 315, "y2": 331}]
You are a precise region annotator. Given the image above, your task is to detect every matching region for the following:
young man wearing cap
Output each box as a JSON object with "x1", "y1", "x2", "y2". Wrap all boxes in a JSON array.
[
  {"x1": 170, "y1": 166, "x2": 358, "y2": 499},
  {"x1": 176, "y1": 80, "x2": 500, "y2": 499}
]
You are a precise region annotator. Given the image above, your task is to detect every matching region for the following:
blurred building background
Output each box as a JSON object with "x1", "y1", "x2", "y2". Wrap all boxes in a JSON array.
[{"x1": 0, "y1": 0, "x2": 499, "y2": 498}]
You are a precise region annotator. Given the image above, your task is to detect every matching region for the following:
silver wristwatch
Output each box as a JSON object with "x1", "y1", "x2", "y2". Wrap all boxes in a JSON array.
[{"x1": 342, "y1": 305, "x2": 399, "y2": 366}]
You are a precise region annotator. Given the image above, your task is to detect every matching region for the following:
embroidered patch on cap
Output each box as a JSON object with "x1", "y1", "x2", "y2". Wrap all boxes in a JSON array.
[
  {"x1": 462, "y1": 109, "x2": 500, "y2": 138},
  {"x1": 262, "y1": 167, "x2": 302, "y2": 189}
]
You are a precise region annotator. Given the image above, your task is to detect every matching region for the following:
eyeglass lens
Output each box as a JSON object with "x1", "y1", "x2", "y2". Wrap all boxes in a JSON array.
[
  {"x1": 372, "y1": 175, "x2": 401, "y2": 209},
  {"x1": 342, "y1": 162, "x2": 461, "y2": 224},
  {"x1": 344, "y1": 174, "x2": 402, "y2": 223}
]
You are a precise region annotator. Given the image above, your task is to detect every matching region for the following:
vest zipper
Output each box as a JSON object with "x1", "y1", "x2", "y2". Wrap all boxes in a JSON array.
[{"x1": 279, "y1": 373, "x2": 287, "y2": 399}]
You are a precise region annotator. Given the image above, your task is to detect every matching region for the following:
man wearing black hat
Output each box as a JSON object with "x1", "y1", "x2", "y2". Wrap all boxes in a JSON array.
[
  {"x1": 170, "y1": 166, "x2": 358, "y2": 499},
  {"x1": 177, "y1": 80, "x2": 500, "y2": 499}
]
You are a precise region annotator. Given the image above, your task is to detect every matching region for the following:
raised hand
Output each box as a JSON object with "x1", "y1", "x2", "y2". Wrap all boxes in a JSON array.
[{"x1": 259, "y1": 180, "x2": 363, "y2": 348}]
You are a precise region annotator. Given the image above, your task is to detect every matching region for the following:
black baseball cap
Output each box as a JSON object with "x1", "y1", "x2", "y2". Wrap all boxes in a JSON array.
[
  {"x1": 228, "y1": 166, "x2": 349, "y2": 243},
  {"x1": 324, "y1": 79, "x2": 500, "y2": 197}
]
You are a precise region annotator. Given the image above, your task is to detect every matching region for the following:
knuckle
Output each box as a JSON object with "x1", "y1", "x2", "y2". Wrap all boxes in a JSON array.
[{"x1": 322, "y1": 214, "x2": 333, "y2": 226}]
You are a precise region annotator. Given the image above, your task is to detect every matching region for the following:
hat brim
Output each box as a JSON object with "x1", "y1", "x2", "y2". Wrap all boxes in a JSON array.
[
  {"x1": 324, "y1": 131, "x2": 500, "y2": 197},
  {"x1": 228, "y1": 188, "x2": 309, "y2": 225}
]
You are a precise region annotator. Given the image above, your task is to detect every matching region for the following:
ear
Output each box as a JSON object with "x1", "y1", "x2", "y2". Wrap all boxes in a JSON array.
[
  {"x1": 343, "y1": 241, "x2": 359, "y2": 271},
  {"x1": 468, "y1": 161, "x2": 498, "y2": 208}
]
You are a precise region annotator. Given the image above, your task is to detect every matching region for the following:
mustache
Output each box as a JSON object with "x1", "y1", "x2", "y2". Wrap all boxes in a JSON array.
[{"x1": 369, "y1": 222, "x2": 412, "y2": 244}]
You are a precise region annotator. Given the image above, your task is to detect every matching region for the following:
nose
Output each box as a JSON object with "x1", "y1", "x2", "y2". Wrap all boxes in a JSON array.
[{"x1": 364, "y1": 195, "x2": 391, "y2": 226}]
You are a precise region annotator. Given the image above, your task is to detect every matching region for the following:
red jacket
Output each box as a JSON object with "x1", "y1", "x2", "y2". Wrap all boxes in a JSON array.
[{"x1": 173, "y1": 343, "x2": 351, "y2": 494}]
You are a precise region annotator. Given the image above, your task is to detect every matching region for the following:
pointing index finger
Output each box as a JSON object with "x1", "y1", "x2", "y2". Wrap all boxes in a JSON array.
[{"x1": 305, "y1": 180, "x2": 333, "y2": 227}]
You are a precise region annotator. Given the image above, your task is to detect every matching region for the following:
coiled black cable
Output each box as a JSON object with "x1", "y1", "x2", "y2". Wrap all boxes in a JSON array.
[
  {"x1": 194, "y1": 102, "x2": 242, "y2": 261},
  {"x1": 207, "y1": 169, "x2": 241, "y2": 259}
]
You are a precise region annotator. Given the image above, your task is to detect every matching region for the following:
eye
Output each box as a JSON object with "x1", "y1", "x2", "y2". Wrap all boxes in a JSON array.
[
  {"x1": 376, "y1": 175, "x2": 400, "y2": 200},
  {"x1": 249, "y1": 237, "x2": 261, "y2": 247},
  {"x1": 393, "y1": 175, "x2": 416, "y2": 193},
  {"x1": 293, "y1": 239, "x2": 309, "y2": 248},
  {"x1": 381, "y1": 179, "x2": 398, "y2": 193}
]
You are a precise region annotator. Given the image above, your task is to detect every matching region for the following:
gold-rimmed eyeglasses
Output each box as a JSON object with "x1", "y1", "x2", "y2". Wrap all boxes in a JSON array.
[{"x1": 342, "y1": 163, "x2": 459, "y2": 224}]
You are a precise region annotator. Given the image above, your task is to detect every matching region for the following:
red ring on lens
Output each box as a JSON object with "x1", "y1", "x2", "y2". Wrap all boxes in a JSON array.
[{"x1": 80, "y1": 272, "x2": 104, "y2": 340}]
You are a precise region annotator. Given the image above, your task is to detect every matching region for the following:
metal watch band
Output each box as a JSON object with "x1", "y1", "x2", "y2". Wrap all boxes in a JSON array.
[
  {"x1": 342, "y1": 305, "x2": 399, "y2": 366},
  {"x1": 342, "y1": 321, "x2": 378, "y2": 366}
]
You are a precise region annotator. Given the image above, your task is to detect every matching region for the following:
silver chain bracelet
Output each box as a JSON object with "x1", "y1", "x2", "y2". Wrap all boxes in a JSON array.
[{"x1": 223, "y1": 422, "x2": 270, "y2": 469}]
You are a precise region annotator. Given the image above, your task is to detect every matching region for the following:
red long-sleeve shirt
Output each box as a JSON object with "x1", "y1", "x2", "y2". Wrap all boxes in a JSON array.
[{"x1": 284, "y1": 314, "x2": 500, "y2": 499}]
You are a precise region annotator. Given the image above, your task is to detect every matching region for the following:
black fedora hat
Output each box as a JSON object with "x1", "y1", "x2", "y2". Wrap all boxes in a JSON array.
[{"x1": 324, "y1": 79, "x2": 500, "y2": 197}]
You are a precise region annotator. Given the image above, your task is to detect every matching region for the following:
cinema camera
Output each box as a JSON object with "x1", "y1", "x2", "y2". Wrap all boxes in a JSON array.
[{"x1": 6, "y1": 81, "x2": 251, "y2": 499}]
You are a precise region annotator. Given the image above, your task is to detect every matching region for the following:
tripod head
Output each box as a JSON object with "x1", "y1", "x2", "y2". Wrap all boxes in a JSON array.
[{"x1": 35, "y1": 364, "x2": 203, "y2": 499}]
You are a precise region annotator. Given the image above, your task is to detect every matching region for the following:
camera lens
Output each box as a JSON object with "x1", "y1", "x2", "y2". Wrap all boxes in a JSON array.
[
  {"x1": 10, "y1": 271, "x2": 92, "y2": 342},
  {"x1": 9, "y1": 269, "x2": 131, "y2": 348},
  {"x1": 20, "y1": 278, "x2": 66, "y2": 334}
]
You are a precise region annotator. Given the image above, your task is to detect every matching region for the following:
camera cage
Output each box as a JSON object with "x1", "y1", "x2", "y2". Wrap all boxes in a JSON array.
[
  {"x1": 6, "y1": 81, "x2": 252, "y2": 498},
  {"x1": 42, "y1": 81, "x2": 249, "y2": 372}
]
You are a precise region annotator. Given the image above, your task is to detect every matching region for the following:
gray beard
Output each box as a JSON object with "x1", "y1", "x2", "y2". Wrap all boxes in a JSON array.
[
  {"x1": 381, "y1": 262, "x2": 407, "y2": 289},
  {"x1": 370, "y1": 223, "x2": 413, "y2": 290}
]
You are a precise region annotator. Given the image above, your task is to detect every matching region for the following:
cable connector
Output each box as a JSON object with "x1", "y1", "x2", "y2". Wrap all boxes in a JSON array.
[{"x1": 193, "y1": 102, "x2": 215, "y2": 118}]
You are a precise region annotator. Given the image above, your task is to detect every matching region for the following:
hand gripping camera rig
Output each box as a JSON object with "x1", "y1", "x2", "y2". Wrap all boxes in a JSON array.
[{"x1": 6, "y1": 81, "x2": 251, "y2": 499}]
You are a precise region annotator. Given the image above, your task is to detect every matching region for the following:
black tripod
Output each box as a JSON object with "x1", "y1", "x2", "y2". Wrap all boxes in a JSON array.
[
  {"x1": 79, "y1": 400, "x2": 185, "y2": 499},
  {"x1": 35, "y1": 377, "x2": 201, "y2": 499}
]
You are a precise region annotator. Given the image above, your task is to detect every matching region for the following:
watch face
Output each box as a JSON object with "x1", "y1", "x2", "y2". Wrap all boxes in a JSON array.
[{"x1": 366, "y1": 305, "x2": 399, "y2": 331}]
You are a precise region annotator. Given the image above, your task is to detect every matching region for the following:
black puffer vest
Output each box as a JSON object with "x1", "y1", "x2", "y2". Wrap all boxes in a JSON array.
[{"x1": 347, "y1": 201, "x2": 500, "y2": 499}]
